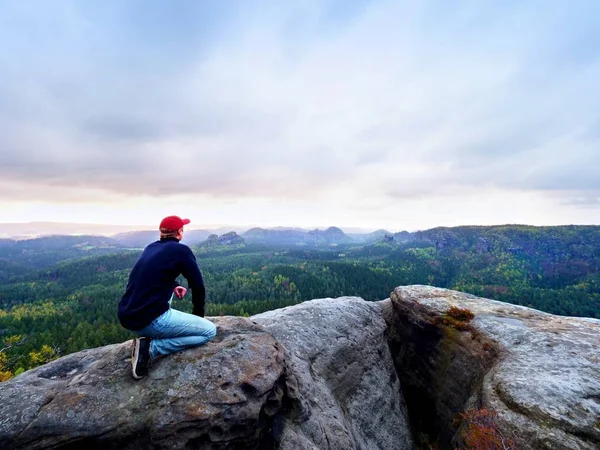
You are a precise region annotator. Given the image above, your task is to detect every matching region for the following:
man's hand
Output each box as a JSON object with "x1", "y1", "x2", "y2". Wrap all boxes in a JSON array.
[{"x1": 174, "y1": 286, "x2": 187, "y2": 299}]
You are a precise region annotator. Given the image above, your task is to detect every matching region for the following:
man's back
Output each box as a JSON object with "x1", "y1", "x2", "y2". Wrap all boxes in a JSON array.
[{"x1": 118, "y1": 238, "x2": 195, "y2": 330}]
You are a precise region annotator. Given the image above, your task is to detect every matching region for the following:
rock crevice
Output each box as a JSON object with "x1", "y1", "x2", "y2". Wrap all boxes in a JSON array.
[
  {"x1": 384, "y1": 285, "x2": 600, "y2": 450},
  {"x1": 254, "y1": 297, "x2": 413, "y2": 450}
]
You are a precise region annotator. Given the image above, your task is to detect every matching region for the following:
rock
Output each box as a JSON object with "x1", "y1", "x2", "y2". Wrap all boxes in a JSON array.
[
  {"x1": 200, "y1": 233, "x2": 246, "y2": 248},
  {"x1": 2, "y1": 285, "x2": 598, "y2": 450},
  {"x1": 381, "y1": 234, "x2": 395, "y2": 244},
  {"x1": 254, "y1": 297, "x2": 413, "y2": 450},
  {"x1": 475, "y1": 237, "x2": 490, "y2": 253},
  {"x1": 384, "y1": 285, "x2": 600, "y2": 450},
  {"x1": 0, "y1": 298, "x2": 413, "y2": 450},
  {"x1": 0, "y1": 317, "x2": 287, "y2": 449},
  {"x1": 217, "y1": 232, "x2": 245, "y2": 246}
]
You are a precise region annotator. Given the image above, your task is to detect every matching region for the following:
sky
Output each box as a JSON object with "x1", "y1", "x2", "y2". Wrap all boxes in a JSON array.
[{"x1": 0, "y1": 0, "x2": 599, "y2": 232}]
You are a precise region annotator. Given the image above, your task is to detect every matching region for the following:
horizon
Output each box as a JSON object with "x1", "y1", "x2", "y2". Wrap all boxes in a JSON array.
[
  {"x1": 0, "y1": 220, "x2": 598, "y2": 241},
  {"x1": 0, "y1": 220, "x2": 404, "y2": 238},
  {"x1": 1, "y1": 1, "x2": 599, "y2": 228}
]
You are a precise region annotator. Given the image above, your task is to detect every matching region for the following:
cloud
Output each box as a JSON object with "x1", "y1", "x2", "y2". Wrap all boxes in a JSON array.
[
  {"x1": 561, "y1": 197, "x2": 600, "y2": 208},
  {"x1": 0, "y1": 0, "x2": 599, "y2": 217}
]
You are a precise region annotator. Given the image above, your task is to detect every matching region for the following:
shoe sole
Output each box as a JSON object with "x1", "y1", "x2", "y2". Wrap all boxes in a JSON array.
[{"x1": 131, "y1": 338, "x2": 144, "y2": 380}]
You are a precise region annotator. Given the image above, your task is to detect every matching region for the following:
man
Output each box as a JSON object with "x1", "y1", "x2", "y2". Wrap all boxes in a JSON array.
[{"x1": 118, "y1": 215, "x2": 217, "y2": 379}]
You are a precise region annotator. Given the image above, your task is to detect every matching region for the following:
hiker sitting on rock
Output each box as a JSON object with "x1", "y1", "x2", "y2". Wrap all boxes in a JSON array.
[{"x1": 118, "y1": 215, "x2": 217, "y2": 379}]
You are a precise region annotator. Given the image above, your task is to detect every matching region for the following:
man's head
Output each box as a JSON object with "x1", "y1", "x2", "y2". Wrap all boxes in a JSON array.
[{"x1": 159, "y1": 215, "x2": 190, "y2": 241}]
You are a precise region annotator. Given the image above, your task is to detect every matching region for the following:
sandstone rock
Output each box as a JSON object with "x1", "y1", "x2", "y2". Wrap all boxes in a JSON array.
[
  {"x1": 217, "y1": 232, "x2": 245, "y2": 246},
  {"x1": 0, "y1": 317, "x2": 287, "y2": 449},
  {"x1": 2, "y1": 285, "x2": 597, "y2": 450},
  {"x1": 254, "y1": 297, "x2": 413, "y2": 450},
  {"x1": 385, "y1": 285, "x2": 600, "y2": 450},
  {"x1": 0, "y1": 298, "x2": 413, "y2": 450}
]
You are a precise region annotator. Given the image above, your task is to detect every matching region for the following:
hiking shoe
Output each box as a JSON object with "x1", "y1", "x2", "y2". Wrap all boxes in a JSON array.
[{"x1": 131, "y1": 337, "x2": 152, "y2": 380}]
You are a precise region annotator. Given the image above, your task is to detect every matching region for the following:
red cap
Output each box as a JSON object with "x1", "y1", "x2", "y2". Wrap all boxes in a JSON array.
[{"x1": 159, "y1": 215, "x2": 191, "y2": 231}]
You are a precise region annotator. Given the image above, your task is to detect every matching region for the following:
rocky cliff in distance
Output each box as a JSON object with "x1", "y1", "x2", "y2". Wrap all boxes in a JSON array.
[
  {"x1": 199, "y1": 232, "x2": 246, "y2": 248},
  {"x1": 253, "y1": 298, "x2": 412, "y2": 449},
  {"x1": 0, "y1": 286, "x2": 598, "y2": 449},
  {"x1": 242, "y1": 226, "x2": 353, "y2": 246}
]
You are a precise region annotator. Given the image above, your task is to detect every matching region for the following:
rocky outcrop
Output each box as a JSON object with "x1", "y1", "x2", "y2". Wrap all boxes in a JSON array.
[
  {"x1": 384, "y1": 285, "x2": 600, "y2": 449},
  {"x1": 0, "y1": 317, "x2": 287, "y2": 449},
  {"x1": 200, "y1": 232, "x2": 246, "y2": 248},
  {"x1": 1, "y1": 285, "x2": 599, "y2": 449},
  {"x1": 0, "y1": 298, "x2": 412, "y2": 449},
  {"x1": 217, "y1": 232, "x2": 245, "y2": 246}
]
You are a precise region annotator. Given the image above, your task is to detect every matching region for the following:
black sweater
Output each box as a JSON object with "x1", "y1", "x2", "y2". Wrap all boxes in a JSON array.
[{"x1": 118, "y1": 237, "x2": 206, "y2": 330}]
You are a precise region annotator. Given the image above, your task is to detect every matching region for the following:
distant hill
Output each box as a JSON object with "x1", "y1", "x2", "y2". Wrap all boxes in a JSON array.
[
  {"x1": 0, "y1": 235, "x2": 125, "y2": 270},
  {"x1": 2, "y1": 235, "x2": 121, "y2": 251},
  {"x1": 0, "y1": 222, "x2": 149, "y2": 239},
  {"x1": 110, "y1": 231, "x2": 158, "y2": 248},
  {"x1": 242, "y1": 226, "x2": 354, "y2": 246},
  {"x1": 243, "y1": 227, "x2": 412, "y2": 245},
  {"x1": 411, "y1": 225, "x2": 600, "y2": 256},
  {"x1": 0, "y1": 222, "x2": 259, "y2": 239},
  {"x1": 348, "y1": 229, "x2": 394, "y2": 243},
  {"x1": 0, "y1": 222, "x2": 408, "y2": 244},
  {"x1": 242, "y1": 228, "x2": 307, "y2": 245},
  {"x1": 111, "y1": 230, "x2": 213, "y2": 248},
  {"x1": 393, "y1": 230, "x2": 414, "y2": 243},
  {"x1": 306, "y1": 227, "x2": 353, "y2": 245},
  {"x1": 215, "y1": 232, "x2": 245, "y2": 246}
]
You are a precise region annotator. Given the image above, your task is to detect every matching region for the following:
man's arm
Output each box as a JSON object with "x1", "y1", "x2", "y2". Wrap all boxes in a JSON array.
[{"x1": 179, "y1": 247, "x2": 206, "y2": 317}]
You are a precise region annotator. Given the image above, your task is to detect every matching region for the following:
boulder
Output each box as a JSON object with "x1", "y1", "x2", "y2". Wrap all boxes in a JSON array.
[
  {"x1": 0, "y1": 317, "x2": 287, "y2": 449},
  {"x1": 383, "y1": 285, "x2": 600, "y2": 450}
]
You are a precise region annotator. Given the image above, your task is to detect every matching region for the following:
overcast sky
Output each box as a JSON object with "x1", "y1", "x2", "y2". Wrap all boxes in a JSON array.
[{"x1": 0, "y1": 0, "x2": 599, "y2": 232}]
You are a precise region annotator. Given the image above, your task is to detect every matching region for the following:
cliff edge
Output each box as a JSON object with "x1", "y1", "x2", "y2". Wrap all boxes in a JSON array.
[{"x1": 384, "y1": 285, "x2": 600, "y2": 449}]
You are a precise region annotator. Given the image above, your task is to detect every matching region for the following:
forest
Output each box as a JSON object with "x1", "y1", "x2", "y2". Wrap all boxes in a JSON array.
[{"x1": 0, "y1": 224, "x2": 599, "y2": 381}]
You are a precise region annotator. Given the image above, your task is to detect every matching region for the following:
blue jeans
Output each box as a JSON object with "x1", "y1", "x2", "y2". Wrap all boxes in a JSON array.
[{"x1": 135, "y1": 301, "x2": 217, "y2": 360}]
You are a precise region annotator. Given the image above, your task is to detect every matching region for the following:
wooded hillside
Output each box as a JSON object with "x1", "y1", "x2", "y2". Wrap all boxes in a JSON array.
[{"x1": 0, "y1": 225, "x2": 598, "y2": 380}]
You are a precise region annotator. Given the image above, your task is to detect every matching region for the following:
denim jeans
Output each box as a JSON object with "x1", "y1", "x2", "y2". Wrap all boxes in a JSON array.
[{"x1": 135, "y1": 298, "x2": 217, "y2": 359}]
